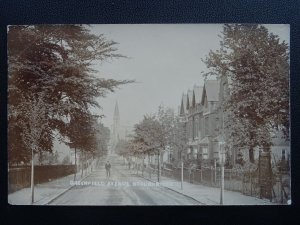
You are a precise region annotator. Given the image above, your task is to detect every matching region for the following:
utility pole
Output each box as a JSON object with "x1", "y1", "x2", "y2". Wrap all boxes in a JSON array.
[
  {"x1": 214, "y1": 159, "x2": 217, "y2": 184},
  {"x1": 157, "y1": 151, "x2": 160, "y2": 182},
  {"x1": 220, "y1": 142, "x2": 225, "y2": 205},
  {"x1": 30, "y1": 147, "x2": 35, "y2": 204},
  {"x1": 181, "y1": 160, "x2": 184, "y2": 190},
  {"x1": 220, "y1": 161, "x2": 224, "y2": 205},
  {"x1": 180, "y1": 151, "x2": 184, "y2": 190}
]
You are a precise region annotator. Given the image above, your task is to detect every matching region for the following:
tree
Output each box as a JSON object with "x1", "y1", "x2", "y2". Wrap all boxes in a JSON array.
[
  {"x1": 9, "y1": 92, "x2": 51, "y2": 203},
  {"x1": 134, "y1": 115, "x2": 162, "y2": 154},
  {"x1": 130, "y1": 105, "x2": 176, "y2": 181},
  {"x1": 170, "y1": 116, "x2": 188, "y2": 166},
  {"x1": 157, "y1": 105, "x2": 175, "y2": 148},
  {"x1": 8, "y1": 25, "x2": 133, "y2": 164},
  {"x1": 65, "y1": 113, "x2": 110, "y2": 180},
  {"x1": 67, "y1": 112, "x2": 99, "y2": 155},
  {"x1": 203, "y1": 24, "x2": 289, "y2": 163},
  {"x1": 8, "y1": 92, "x2": 53, "y2": 165},
  {"x1": 115, "y1": 140, "x2": 131, "y2": 157},
  {"x1": 62, "y1": 155, "x2": 71, "y2": 165},
  {"x1": 132, "y1": 115, "x2": 161, "y2": 180},
  {"x1": 8, "y1": 93, "x2": 51, "y2": 163},
  {"x1": 94, "y1": 121, "x2": 110, "y2": 158}
]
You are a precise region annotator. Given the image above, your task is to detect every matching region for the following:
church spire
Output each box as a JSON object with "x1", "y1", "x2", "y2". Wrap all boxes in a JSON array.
[
  {"x1": 112, "y1": 101, "x2": 120, "y2": 151},
  {"x1": 113, "y1": 101, "x2": 120, "y2": 122}
]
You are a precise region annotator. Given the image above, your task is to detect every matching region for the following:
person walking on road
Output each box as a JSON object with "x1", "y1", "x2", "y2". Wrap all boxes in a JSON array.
[{"x1": 105, "y1": 161, "x2": 111, "y2": 178}]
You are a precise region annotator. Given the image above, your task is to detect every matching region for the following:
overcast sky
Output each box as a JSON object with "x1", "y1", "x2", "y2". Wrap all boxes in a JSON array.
[{"x1": 89, "y1": 24, "x2": 289, "y2": 131}]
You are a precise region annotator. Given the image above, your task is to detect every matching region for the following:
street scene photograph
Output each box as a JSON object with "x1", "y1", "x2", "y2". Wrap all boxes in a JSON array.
[{"x1": 7, "y1": 24, "x2": 290, "y2": 205}]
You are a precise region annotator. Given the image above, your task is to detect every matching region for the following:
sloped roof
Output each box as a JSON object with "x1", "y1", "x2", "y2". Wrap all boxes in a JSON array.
[
  {"x1": 199, "y1": 136, "x2": 211, "y2": 145},
  {"x1": 202, "y1": 80, "x2": 220, "y2": 103},
  {"x1": 214, "y1": 135, "x2": 225, "y2": 143},
  {"x1": 187, "y1": 90, "x2": 193, "y2": 109},
  {"x1": 271, "y1": 130, "x2": 290, "y2": 146},
  {"x1": 193, "y1": 85, "x2": 203, "y2": 104},
  {"x1": 180, "y1": 93, "x2": 188, "y2": 115},
  {"x1": 272, "y1": 137, "x2": 290, "y2": 146}
]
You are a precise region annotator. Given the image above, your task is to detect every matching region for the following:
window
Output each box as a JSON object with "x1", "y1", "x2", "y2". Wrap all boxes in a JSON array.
[
  {"x1": 193, "y1": 117, "x2": 198, "y2": 139},
  {"x1": 192, "y1": 117, "x2": 195, "y2": 139},
  {"x1": 187, "y1": 119, "x2": 191, "y2": 139},
  {"x1": 282, "y1": 149, "x2": 286, "y2": 160},
  {"x1": 198, "y1": 117, "x2": 201, "y2": 138},
  {"x1": 200, "y1": 117, "x2": 203, "y2": 138},
  {"x1": 202, "y1": 147, "x2": 208, "y2": 159},
  {"x1": 189, "y1": 120, "x2": 193, "y2": 139},
  {"x1": 205, "y1": 117, "x2": 209, "y2": 136}
]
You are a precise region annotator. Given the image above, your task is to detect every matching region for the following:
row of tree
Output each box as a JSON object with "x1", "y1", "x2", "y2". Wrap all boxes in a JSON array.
[
  {"x1": 114, "y1": 105, "x2": 188, "y2": 180},
  {"x1": 8, "y1": 25, "x2": 131, "y2": 165}
]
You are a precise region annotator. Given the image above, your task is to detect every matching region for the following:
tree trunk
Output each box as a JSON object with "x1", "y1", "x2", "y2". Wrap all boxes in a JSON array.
[
  {"x1": 142, "y1": 155, "x2": 145, "y2": 177},
  {"x1": 148, "y1": 153, "x2": 151, "y2": 178},
  {"x1": 220, "y1": 163, "x2": 224, "y2": 205},
  {"x1": 81, "y1": 152, "x2": 84, "y2": 178},
  {"x1": 74, "y1": 147, "x2": 77, "y2": 181},
  {"x1": 249, "y1": 146, "x2": 254, "y2": 163},
  {"x1": 157, "y1": 152, "x2": 160, "y2": 182},
  {"x1": 181, "y1": 160, "x2": 183, "y2": 190},
  {"x1": 30, "y1": 148, "x2": 35, "y2": 204}
]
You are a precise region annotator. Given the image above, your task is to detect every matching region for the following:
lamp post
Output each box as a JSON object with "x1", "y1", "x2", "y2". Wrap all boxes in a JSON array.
[
  {"x1": 30, "y1": 147, "x2": 35, "y2": 204},
  {"x1": 181, "y1": 151, "x2": 184, "y2": 190},
  {"x1": 219, "y1": 140, "x2": 225, "y2": 205}
]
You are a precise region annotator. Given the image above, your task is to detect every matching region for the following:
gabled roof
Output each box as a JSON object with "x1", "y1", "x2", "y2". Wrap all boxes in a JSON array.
[
  {"x1": 272, "y1": 137, "x2": 290, "y2": 146},
  {"x1": 193, "y1": 85, "x2": 203, "y2": 105},
  {"x1": 187, "y1": 90, "x2": 193, "y2": 109},
  {"x1": 180, "y1": 93, "x2": 188, "y2": 115},
  {"x1": 199, "y1": 136, "x2": 211, "y2": 145},
  {"x1": 271, "y1": 130, "x2": 290, "y2": 146},
  {"x1": 201, "y1": 80, "x2": 220, "y2": 104}
]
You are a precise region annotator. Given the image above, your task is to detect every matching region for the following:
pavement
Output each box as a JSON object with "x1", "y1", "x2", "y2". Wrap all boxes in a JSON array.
[
  {"x1": 8, "y1": 155, "x2": 276, "y2": 205},
  {"x1": 142, "y1": 173, "x2": 275, "y2": 205},
  {"x1": 46, "y1": 156, "x2": 201, "y2": 205},
  {"x1": 8, "y1": 165, "x2": 94, "y2": 205},
  {"x1": 8, "y1": 156, "x2": 201, "y2": 205}
]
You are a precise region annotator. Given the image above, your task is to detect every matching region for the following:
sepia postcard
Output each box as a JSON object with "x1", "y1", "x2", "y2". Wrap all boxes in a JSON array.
[{"x1": 7, "y1": 24, "x2": 290, "y2": 205}]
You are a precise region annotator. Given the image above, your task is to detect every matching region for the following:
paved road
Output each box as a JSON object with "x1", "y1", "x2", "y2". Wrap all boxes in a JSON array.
[{"x1": 49, "y1": 154, "x2": 201, "y2": 205}]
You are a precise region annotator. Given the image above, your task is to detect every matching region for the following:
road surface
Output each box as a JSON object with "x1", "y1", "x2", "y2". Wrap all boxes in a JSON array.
[{"x1": 49, "y1": 154, "x2": 202, "y2": 205}]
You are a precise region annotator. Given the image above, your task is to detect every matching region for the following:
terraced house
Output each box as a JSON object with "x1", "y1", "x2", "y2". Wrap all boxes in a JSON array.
[
  {"x1": 178, "y1": 73, "x2": 290, "y2": 170},
  {"x1": 178, "y1": 75, "x2": 233, "y2": 168}
]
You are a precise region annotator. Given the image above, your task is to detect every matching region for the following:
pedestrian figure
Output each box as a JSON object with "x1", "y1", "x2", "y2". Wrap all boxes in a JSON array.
[{"x1": 105, "y1": 161, "x2": 111, "y2": 178}]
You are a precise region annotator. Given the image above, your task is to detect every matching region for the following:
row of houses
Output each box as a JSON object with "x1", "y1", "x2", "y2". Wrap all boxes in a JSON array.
[{"x1": 167, "y1": 74, "x2": 290, "y2": 168}]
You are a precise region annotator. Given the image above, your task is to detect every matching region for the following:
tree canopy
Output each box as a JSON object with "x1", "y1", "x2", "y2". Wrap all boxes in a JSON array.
[
  {"x1": 203, "y1": 24, "x2": 289, "y2": 162},
  {"x1": 8, "y1": 25, "x2": 133, "y2": 164},
  {"x1": 127, "y1": 105, "x2": 177, "y2": 157}
]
